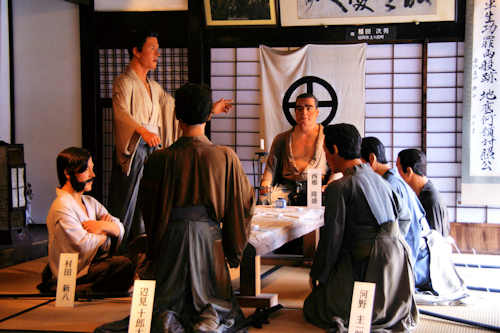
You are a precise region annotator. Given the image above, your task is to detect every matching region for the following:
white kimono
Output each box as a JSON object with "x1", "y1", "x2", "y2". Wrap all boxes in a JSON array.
[
  {"x1": 46, "y1": 188, "x2": 124, "y2": 278},
  {"x1": 112, "y1": 66, "x2": 179, "y2": 176}
]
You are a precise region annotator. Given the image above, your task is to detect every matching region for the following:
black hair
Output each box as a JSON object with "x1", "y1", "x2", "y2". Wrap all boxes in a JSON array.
[
  {"x1": 398, "y1": 148, "x2": 427, "y2": 176},
  {"x1": 361, "y1": 136, "x2": 388, "y2": 164},
  {"x1": 175, "y1": 83, "x2": 212, "y2": 125},
  {"x1": 296, "y1": 93, "x2": 318, "y2": 108},
  {"x1": 56, "y1": 147, "x2": 91, "y2": 188},
  {"x1": 323, "y1": 123, "x2": 361, "y2": 159},
  {"x1": 127, "y1": 30, "x2": 159, "y2": 60}
]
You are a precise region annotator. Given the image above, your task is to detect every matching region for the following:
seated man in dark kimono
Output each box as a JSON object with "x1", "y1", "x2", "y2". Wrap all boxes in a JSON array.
[
  {"x1": 38, "y1": 147, "x2": 134, "y2": 294},
  {"x1": 361, "y1": 137, "x2": 465, "y2": 300},
  {"x1": 303, "y1": 124, "x2": 418, "y2": 332},
  {"x1": 397, "y1": 149, "x2": 451, "y2": 237},
  {"x1": 134, "y1": 83, "x2": 254, "y2": 332},
  {"x1": 361, "y1": 137, "x2": 429, "y2": 285}
]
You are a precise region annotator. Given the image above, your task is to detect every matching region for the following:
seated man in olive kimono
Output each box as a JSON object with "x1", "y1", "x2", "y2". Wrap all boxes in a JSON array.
[
  {"x1": 142, "y1": 83, "x2": 255, "y2": 332},
  {"x1": 97, "y1": 83, "x2": 255, "y2": 333},
  {"x1": 303, "y1": 124, "x2": 418, "y2": 332},
  {"x1": 38, "y1": 147, "x2": 134, "y2": 293},
  {"x1": 361, "y1": 137, "x2": 465, "y2": 302}
]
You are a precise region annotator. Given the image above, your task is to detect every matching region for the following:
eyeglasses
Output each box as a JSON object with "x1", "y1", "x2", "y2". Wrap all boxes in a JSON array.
[{"x1": 295, "y1": 105, "x2": 316, "y2": 113}]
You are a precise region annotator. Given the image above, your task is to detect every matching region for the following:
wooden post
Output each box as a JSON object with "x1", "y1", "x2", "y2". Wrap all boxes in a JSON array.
[
  {"x1": 303, "y1": 229, "x2": 319, "y2": 260},
  {"x1": 240, "y1": 244, "x2": 260, "y2": 296}
]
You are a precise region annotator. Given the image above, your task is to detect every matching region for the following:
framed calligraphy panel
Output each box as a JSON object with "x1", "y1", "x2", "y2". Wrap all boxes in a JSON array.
[
  {"x1": 204, "y1": 0, "x2": 277, "y2": 26},
  {"x1": 462, "y1": 0, "x2": 500, "y2": 205},
  {"x1": 280, "y1": 0, "x2": 455, "y2": 26}
]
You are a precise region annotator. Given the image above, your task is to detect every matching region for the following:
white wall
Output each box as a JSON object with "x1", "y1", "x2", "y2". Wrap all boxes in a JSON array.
[
  {"x1": 0, "y1": 0, "x2": 10, "y2": 142},
  {"x1": 13, "y1": 0, "x2": 81, "y2": 223}
]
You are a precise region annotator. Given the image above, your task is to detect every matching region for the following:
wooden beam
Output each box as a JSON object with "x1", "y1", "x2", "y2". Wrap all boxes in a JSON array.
[
  {"x1": 8, "y1": 0, "x2": 15, "y2": 143},
  {"x1": 421, "y1": 41, "x2": 428, "y2": 153},
  {"x1": 236, "y1": 293, "x2": 278, "y2": 308},
  {"x1": 94, "y1": 12, "x2": 189, "y2": 48},
  {"x1": 79, "y1": 1, "x2": 102, "y2": 202}
]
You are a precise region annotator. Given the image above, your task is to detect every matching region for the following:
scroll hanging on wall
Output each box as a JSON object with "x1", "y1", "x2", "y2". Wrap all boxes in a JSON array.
[
  {"x1": 280, "y1": 0, "x2": 455, "y2": 26},
  {"x1": 462, "y1": 0, "x2": 500, "y2": 205}
]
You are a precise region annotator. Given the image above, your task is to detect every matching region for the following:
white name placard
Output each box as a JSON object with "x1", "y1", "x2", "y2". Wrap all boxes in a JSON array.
[
  {"x1": 307, "y1": 169, "x2": 322, "y2": 208},
  {"x1": 129, "y1": 280, "x2": 156, "y2": 333},
  {"x1": 56, "y1": 253, "x2": 78, "y2": 307},
  {"x1": 348, "y1": 281, "x2": 376, "y2": 333}
]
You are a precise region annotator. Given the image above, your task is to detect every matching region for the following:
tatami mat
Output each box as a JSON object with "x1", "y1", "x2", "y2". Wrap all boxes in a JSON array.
[{"x1": 0, "y1": 256, "x2": 499, "y2": 332}]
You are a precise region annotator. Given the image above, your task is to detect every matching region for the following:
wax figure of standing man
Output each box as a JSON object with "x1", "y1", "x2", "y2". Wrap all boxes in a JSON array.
[
  {"x1": 259, "y1": 93, "x2": 337, "y2": 205},
  {"x1": 397, "y1": 149, "x2": 451, "y2": 237},
  {"x1": 361, "y1": 137, "x2": 466, "y2": 300},
  {"x1": 109, "y1": 30, "x2": 233, "y2": 254},
  {"x1": 97, "y1": 83, "x2": 254, "y2": 332},
  {"x1": 38, "y1": 147, "x2": 134, "y2": 293},
  {"x1": 303, "y1": 124, "x2": 418, "y2": 332}
]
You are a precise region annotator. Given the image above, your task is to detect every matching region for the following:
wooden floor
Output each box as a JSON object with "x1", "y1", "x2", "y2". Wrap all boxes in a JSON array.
[{"x1": 0, "y1": 255, "x2": 499, "y2": 332}]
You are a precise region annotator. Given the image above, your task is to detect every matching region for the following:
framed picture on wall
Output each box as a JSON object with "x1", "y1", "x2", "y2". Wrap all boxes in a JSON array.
[
  {"x1": 204, "y1": 0, "x2": 277, "y2": 26},
  {"x1": 280, "y1": 0, "x2": 455, "y2": 26}
]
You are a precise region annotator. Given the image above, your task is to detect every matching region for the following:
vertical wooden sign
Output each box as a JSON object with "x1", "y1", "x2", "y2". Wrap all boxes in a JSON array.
[
  {"x1": 348, "y1": 281, "x2": 376, "y2": 333},
  {"x1": 307, "y1": 168, "x2": 322, "y2": 208},
  {"x1": 129, "y1": 280, "x2": 156, "y2": 333},
  {"x1": 55, "y1": 253, "x2": 78, "y2": 307}
]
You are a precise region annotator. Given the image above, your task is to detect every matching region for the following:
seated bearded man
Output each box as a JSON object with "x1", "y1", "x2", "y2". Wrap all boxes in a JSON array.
[{"x1": 38, "y1": 147, "x2": 134, "y2": 293}]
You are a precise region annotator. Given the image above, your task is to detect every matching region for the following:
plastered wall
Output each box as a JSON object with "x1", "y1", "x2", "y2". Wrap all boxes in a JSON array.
[{"x1": 13, "y1": 0, "x2": 81, "y2": 223}]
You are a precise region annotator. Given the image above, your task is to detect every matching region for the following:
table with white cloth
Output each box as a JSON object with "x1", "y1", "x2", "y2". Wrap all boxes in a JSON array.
[{"x1": 237, "y1": 205, "x2": 324, "y2": 307}]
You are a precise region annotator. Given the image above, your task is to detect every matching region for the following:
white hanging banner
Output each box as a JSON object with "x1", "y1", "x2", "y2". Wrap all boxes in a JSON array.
[{"x1": 259, "y1": 44, "x2": 366, "y2": 152}]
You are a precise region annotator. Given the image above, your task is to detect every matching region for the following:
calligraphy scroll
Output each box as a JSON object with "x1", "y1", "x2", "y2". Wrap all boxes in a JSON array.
[
  {"x1": 462, "y1": 0, "x2": 500, "y2": 205},
  {"x1": 280, "y1": 0, "x2": 455, "y2": 26}
]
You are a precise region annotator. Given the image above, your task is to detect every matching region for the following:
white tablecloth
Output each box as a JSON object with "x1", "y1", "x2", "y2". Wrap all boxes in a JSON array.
[{"x1": 248, "y1": 205, "x2": 324, "y2": 256}]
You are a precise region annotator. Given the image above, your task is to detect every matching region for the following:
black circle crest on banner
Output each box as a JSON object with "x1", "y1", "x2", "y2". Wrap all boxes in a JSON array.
[{"x1": 282, "y1": 76, "x2": 338, "y2": 127}]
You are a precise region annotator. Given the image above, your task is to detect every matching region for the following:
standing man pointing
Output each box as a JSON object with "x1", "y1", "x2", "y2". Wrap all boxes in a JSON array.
[{"x1": 109, "y1": 30, "x2": 232, "y2": 254}]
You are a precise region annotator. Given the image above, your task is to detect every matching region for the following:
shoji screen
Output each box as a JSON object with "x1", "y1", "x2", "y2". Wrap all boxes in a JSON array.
[
  {"x1": 426, "y1": 42, "x2": 463, "y2": 223},
  {"x1": 210, "y1": 43, "x2": 500, "y2": 224},
  {"x1": 210, "y1": 48, "x2": 262, "y2": 188}
]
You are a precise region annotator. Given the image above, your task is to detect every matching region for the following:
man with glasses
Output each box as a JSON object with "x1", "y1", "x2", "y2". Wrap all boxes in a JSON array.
[{"x1": 259, "y1": 93, "x2": 335, "y2": 205}]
